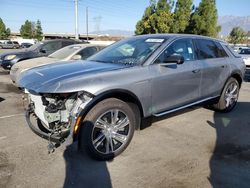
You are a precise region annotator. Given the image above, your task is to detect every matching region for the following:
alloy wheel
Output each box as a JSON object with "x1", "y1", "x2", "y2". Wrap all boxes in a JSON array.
[
  {"x1": 91, "y1": 109, "x2": 130, "y2": 154},
  {"x1": 224, "y1": 81, "x2": 238, "y2": 108}
]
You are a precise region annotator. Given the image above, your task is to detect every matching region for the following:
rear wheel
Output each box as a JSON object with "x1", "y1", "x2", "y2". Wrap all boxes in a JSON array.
[
  {"x1": 213, "y1": 77, "x2": 239, "y2": 112},
  {"x1": 79, "y1": 98, "x2": 136, "y2": 160}
]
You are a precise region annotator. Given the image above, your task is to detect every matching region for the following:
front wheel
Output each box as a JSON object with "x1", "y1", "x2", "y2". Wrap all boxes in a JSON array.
[
  {"x1": 213, "y1": 77, "x2": 239, "y2": 112},
  {"x1": 79, "y1": 98, "x2": 136, "y2": 160}
]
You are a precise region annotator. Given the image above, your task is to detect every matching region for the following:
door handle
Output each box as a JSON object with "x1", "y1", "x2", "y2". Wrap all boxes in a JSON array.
[
  {"x1": 221, "y1": 65, "x2": 227, "y2": 68},
  {"x1": 192, "y1": 69, "x2": 200, "y2": 73}
]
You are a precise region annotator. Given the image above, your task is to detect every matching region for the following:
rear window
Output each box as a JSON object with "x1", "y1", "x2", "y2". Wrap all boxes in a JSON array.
[
  {"x1": 62, "y1": 40, "x2": 75, "y2": 47},
  {"x1": 225, "y1": 45, "x2": 241, "y2": 58},
  {"x1": 196, "y1": 39, "x2": 218, "y2": 59},
  {"x1": 214, "y1": 42, "x2": 228, "y2": 58}
]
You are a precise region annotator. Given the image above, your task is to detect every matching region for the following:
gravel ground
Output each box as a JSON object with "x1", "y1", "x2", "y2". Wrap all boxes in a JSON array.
[{"x1": 1, "y1": 68, "x2": 250, "y2": 188}]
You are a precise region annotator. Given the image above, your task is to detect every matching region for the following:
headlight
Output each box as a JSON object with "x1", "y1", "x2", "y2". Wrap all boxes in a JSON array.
[{"x1": 4, "y1": 55, "x2": 16, "y2": 60}]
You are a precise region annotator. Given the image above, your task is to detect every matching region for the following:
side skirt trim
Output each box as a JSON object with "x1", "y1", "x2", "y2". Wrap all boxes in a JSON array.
[{"x1": 153, "y1": 96, "x2": 220, "y2": 117}]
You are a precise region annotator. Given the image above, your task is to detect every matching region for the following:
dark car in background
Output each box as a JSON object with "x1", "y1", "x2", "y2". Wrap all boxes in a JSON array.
[
  {"x1": 19, "y1": 34, "x2": 245, "y2": 160},
  {"x1": 0, "y1": 39, "x2": 81, "y2": 70}
]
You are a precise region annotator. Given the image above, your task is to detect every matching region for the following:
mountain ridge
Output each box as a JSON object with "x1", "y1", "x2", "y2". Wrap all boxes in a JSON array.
[{"x1": 90, "y1": 16, "x2": 250, "y2": 37}]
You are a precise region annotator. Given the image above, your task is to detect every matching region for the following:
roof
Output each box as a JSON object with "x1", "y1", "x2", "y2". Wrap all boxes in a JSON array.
[{"x1": 132, "y1": 33, "x2": 226, "y2": 43}]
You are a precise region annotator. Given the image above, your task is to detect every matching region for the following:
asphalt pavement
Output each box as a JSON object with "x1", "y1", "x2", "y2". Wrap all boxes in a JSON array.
[{"x1": 1, "y1": 66, "x2": 250, "y2": 188}]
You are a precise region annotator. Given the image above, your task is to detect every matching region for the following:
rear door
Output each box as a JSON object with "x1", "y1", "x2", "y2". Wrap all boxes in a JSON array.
[{"x1": 195, "y1": 39, "x2": 230, "y2": 98}]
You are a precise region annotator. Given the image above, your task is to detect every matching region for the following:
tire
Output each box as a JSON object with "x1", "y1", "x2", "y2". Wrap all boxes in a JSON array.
[
  {"x1": 78, "y1": 98, "x2": 136, "y2": 160},
  {"x1": 212, "y1": 77, "x2": 239, "y2": 112}
]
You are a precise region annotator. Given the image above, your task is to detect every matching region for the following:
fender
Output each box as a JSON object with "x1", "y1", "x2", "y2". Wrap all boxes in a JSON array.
[
  {"x1": 78, "y1": 89, "x2": 144, "y2": 119},
  {"x1": 71, "y1": 89, "x2": 144, "y2": 141}
]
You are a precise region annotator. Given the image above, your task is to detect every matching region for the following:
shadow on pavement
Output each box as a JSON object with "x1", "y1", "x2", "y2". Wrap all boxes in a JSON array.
[
  {"x1": 0, "y1": 82, "x2": 22, "y2": 94},
  {"x1": 0, "y1": 71, "x2": 9, "y2": 76},
  {"x1": 63, "y1": 143, "x2": 112, "y2": 188},
  {"x1": 208, "y1": 102, "x2": 250, "y2": 187},
  {"x1": 0, "y1": 97, "x2": 5, "y2": 103}
]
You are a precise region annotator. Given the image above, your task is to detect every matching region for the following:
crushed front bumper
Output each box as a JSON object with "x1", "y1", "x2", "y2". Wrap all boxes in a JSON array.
[{"x1": 24, "y1": 92, "x2": 93, "y2": 151}]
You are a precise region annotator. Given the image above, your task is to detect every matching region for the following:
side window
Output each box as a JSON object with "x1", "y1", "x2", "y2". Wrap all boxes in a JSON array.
[
  {"x1": 155, "y1": 38, "x2": 196, "y2": 63},
  {"x1": 42, "y1": 42, "x2": 62, "y2": 52},
  {"x1": 214, "y1": 42, "x2": 229, "y2": 58},
  {"x1": 62, "y1": 41, "x2": 74, "y2": 47},
  {"x1": 196, "y1": 39, "x2": 218, "y2": 59},
  {"x1": 78, "y1": 47, "x2": 98, "y2": 59}
]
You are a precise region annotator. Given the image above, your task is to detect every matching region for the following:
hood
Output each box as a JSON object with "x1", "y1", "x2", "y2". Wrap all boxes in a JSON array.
[
  {"x1": 12, "y1": 57, "x2": 57, "y2": 70},
  {"x1": 19, "y1": 60, "x2": 130, "y2": 93},
  {"x1": 0, "y1": 49, "x2": 33, "y2": 58}
]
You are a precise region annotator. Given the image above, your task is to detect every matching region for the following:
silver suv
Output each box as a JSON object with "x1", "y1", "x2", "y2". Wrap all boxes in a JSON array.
[{"x1": 19, "y1": 34, "x2": 245, "y2": 160}]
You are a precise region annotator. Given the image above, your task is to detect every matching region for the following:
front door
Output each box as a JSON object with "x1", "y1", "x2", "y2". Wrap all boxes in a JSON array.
[{"x1": 151, "y1": 38, "x2": 201, "y2": 114}]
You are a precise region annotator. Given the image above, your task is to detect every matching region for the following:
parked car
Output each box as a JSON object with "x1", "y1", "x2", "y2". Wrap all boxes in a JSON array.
[
  {"x1": 239, "y1": 48, "x2": 250, "y2": 67},
  {"x1": 10, "y1": 43, "x2": 107, "y2": 85},
  {"x1": 0, "y1": 40, "x2": 18, "y2": 49},
  {"x1": 21, "y1": 42, "x2": 33, "y2": 48},
  {"x1": 0, "y1": 39, "x2": 81, "y2": 70},
  {"x1": 12, "y1": 41, "x2": 20, "y2": 49},
  {"x1": 19, "y1": 34, "x2": 245, "y2": 160}
]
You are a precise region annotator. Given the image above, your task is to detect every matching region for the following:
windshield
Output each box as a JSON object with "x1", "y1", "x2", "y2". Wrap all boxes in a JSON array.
[
  {"x1": 88, "y1": 37, "x2": 167, "y2": 65},
  {"x1": 49, "y1": 45, "x2": 82, "y2": 59},
  {"x1": 239, "y1": 49, "x2": 250, "y2": 55}
]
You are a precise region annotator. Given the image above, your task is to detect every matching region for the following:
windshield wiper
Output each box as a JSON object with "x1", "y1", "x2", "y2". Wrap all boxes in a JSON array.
[{"x1": 90, "y1": 60, "x2": 108, "y2": 63}]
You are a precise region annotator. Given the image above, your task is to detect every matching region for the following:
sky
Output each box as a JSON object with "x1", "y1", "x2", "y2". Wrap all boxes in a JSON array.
[{"x1": 1, "y1": 0, "x2": 250, "y2": 34}]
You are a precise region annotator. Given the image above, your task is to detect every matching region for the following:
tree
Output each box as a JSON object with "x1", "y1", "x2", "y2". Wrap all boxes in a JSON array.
[
  {"x1": 35, "y1": 20, "x2": 43, "y2": 41},
  {"x1": 20, "y1": 20, "x2": 43, "y2": 40},
  {"x1": 171, "y1": 0, "x2": 193, "y2": 33},
  {"x1": 20, "y1": 20, "x2": 35, "y2": 39},
  {"x1": 135, "y1": 0, "x2": 156, "y2": 35},
  {"x1": 0, "y1": 18, "x2": 11, "y2": 39},
  {"x1": 153, "y1": 0, "x2": 174, "y2": 33},
  {"x1": 135, "y1": 0, "x2": 173, "y2": 35},
  {"x1": 229, "y1": 27, "x2": 246, "y2": 45},
  {"x1": 186, "y1": 0, "x2": 220, "y2": 37}
]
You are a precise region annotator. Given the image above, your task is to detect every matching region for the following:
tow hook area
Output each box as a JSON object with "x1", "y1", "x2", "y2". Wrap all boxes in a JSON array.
[
  {"x1": 48, "y1": 133, "x2": 56, "y2": 154},
  {"x1": 25, "y1": 105, "x2": 70, "y2": 153}
]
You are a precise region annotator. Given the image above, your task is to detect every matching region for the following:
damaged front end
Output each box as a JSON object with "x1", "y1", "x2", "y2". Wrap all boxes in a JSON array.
[{"x1": 24, "y1": 91, "x2": 93, "y2": 153}]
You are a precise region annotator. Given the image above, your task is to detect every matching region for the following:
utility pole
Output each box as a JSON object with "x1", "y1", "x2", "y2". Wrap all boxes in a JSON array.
[
  {"x1": 86, "y1": 7, "x2": 89, "y2": 42},
  {"x1": 74, "y1": 0, "x2": 79, "y2": 40}
]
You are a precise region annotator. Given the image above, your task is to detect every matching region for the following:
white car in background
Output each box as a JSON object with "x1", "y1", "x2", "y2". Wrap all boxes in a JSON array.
[
  {"x1": 10, "y1": 43, "x2": 108, "y2": 86},
  {"x1": 239, "y1": 48, "x2": 250, "y2": 67}
]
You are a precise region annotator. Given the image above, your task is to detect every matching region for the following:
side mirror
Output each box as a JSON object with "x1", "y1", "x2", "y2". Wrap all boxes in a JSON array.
[
  {"x1": 39, "y1": 49, "x2": 46, "y2": 54},
  {"x1": 71, "y1": 54, "x2": 82, "y2": 60},
  {"x1": 163, "y1": 54, "x2": 184, "y2": 65}
]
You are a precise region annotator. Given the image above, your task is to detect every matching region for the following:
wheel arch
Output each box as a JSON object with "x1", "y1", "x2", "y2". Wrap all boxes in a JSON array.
[
  {"x1": 219, "y1": 71, "x2": 242, "y2": 96},
  {"x1": 77, "y1": 89, "x2": 144, "y2": 132},
  {"x1": 231, "y1": 72, "x2": 243, "y2": 88}
]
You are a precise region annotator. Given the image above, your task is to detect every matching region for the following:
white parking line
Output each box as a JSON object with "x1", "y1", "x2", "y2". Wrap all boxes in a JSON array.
[
  {"x1": 0, "y1": 114, "x2": 24, "y2": 119},
  {"x1": 0, "y1": 136, "x2": 7, "y2": 140}
]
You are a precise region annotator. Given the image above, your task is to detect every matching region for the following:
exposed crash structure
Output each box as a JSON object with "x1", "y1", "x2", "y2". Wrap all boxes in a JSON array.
[{"x1": 26, "y1": 91, "x2": 93, "y2": 152}]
